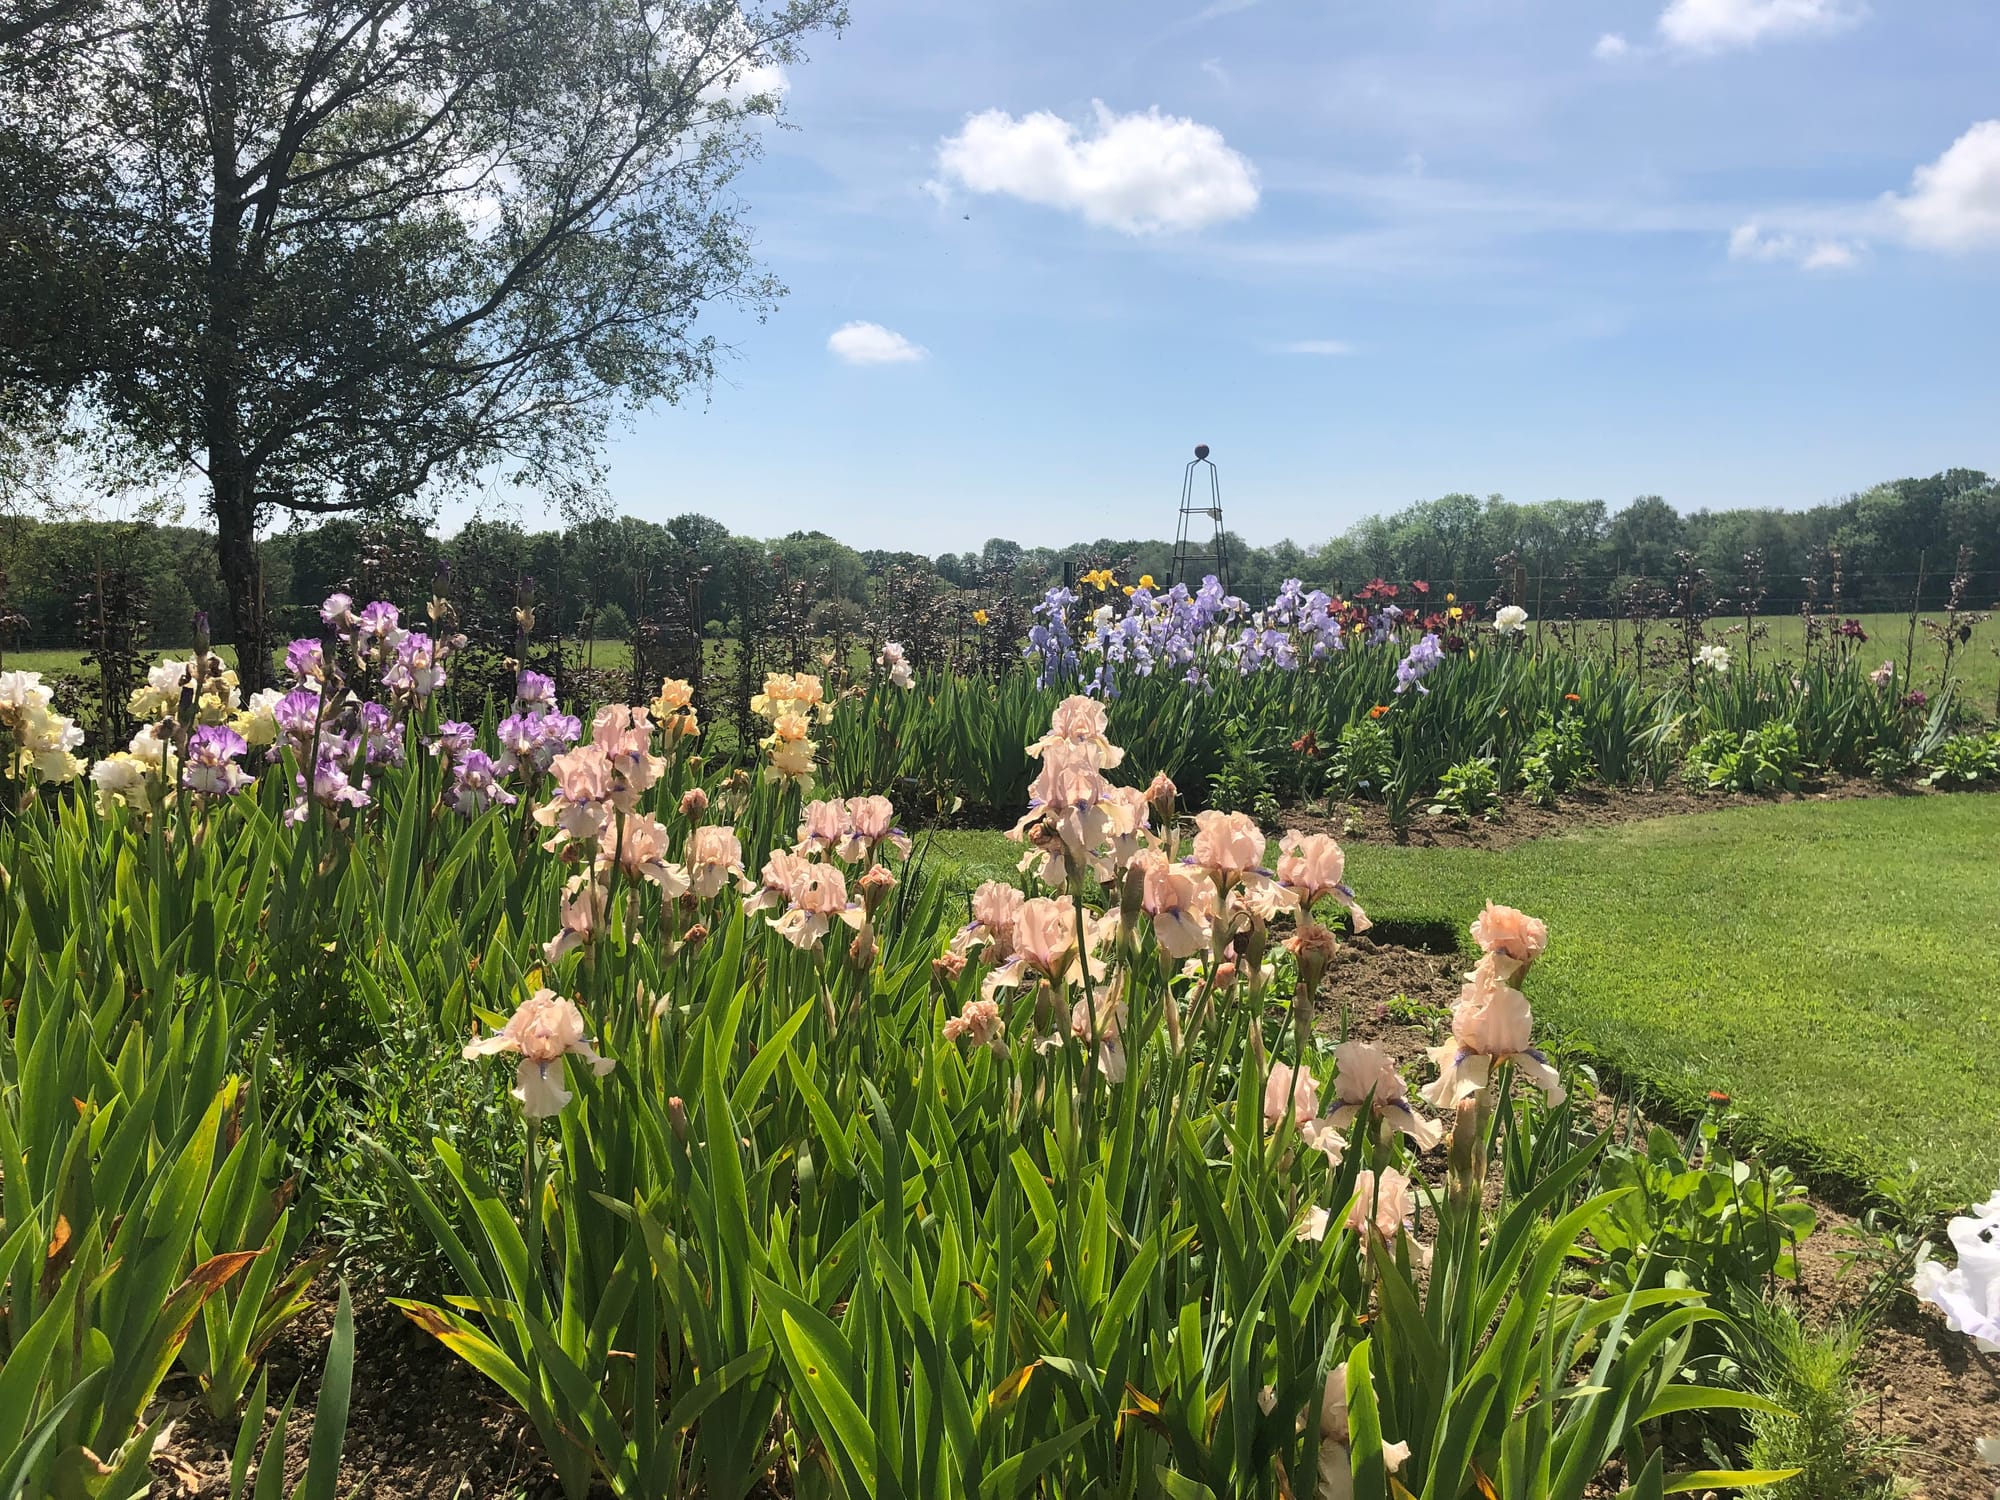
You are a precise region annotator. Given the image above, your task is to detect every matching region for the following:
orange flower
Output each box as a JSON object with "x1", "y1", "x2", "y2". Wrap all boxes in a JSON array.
[
  {"x1": 1563, "y1": 692, "x2": 1580, "y2": 703},
  {"x1": 1368, "y1": 704, "x2": 1390, "y2": 719}
]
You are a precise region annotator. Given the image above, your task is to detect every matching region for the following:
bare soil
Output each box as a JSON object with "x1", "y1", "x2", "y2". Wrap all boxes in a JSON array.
[
  {"x1": 1289, "y1": 774, "x2": 1974, "y2": 851},
  {"x1": 154, "y1": 1291, "x2": 562, "y2": 1499},
  {"x1": 1794, "y1": 1227, "x2": 2000, "y2": 1500}
]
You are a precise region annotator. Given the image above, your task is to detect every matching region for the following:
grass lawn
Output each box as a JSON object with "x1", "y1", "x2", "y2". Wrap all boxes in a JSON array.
[
  {"x1": 1551, "y1": 608, "x2": 2000, "y2": 703},
  {"x1": 921, "y1": 794, "x2": 2000, "y2": 1200}
]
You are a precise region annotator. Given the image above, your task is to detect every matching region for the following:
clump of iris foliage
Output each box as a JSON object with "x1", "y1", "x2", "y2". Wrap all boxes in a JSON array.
[{"x1": 0, "y1": 582, "x2": 1960, "y2": 1498}]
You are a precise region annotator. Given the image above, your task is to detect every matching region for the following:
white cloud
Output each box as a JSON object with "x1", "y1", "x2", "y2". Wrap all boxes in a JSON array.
[
  {"x1": 1274, "y1": 339, "x2": 1355, "y2": 356},
  {"x1": 1657, "y1": 0, "x2": 1861, "y2": 52},
  {"x1": 1593, "y1": 32, "x2": 1633, "y2": 60},
  {"x1": 935, "y1": 101, "x2": 1259, "y2": 236},
  {"x1": 1800, "y1": 241, "x2": 1857, "y2": 270},
  {"x1": 1728, "y1": 221, "x2": 1860, "y2": 270},
  {"x1": 1179, "y1": 0, "x2": 1260, "y2": 26},
  {"x1": 1887, "y1": 120, "x2": 2000, "y2": 253},
  {"x1": 827, "y1": 322, "x2": 928, "y2": 365},
  {"x1": 1200, "y1": 57, "x2": 1231, "y2": 89}
]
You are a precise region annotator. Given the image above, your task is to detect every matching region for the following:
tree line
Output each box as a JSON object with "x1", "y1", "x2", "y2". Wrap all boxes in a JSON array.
[{"x1": 4, "y1": 468, "x2": 1993, "y2": 655}]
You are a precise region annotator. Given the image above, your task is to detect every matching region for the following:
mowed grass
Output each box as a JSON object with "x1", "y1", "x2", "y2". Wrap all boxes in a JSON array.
[
  {"x1": 922, "y1": 794, "x2": 2000, "y2": 1199},
  {"x1": 2, "y1": 639, "x2": 643, "y2": 678}
]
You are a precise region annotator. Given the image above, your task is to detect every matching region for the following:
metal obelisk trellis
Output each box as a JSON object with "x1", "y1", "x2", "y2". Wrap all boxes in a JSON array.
[{"x1": 1169, "y1": 443, "x2": 1230, "y2": 593}]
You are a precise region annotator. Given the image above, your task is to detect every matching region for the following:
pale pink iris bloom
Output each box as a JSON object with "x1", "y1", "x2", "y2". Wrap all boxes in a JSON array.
[
  {"x1": 1133, "y1": 850, "x2": 1213, "y2": 959},
  {"x1": 1330, "y1": 1041, "x2": 1443, "y2": 1150},
  {"x1": 1263, "y1": 1061, "x2": 1321, "y2": 1130},
  {"x1": 536, "y1": 745, "x2": 617, "y2": 843},
  {"x1": 1101, "y1": 784, "x2": 1152, "y2": 871},
  {"x1": 1067, "y1": 982, "x2": 1128, "y2": 1081},
  {"x1": 1230, "y1": 874, "x2": 1298, "y2": 927},
  {"x1": 1190, "y1": 809, "x2": 1267, "y2": 884},
  {"x1": 769, "y1": 861, "x2": 864, "y2": 952},
  {"x1": 1312, "y1": 1362, "x2": 1412, "y2": 1500},
  {"x1": 1009, "y1": 897, "x2": 1082, "y2": 980},
  {"x1": 1257, "y1": 1363, "x2": 1412, "y2": 1496},
  {"x1": 686, "y1": 824, "x2": 744, "y2": 900},
  {"x1": 1346, "y1": 1169, "x2": 1433, "y2": 1276},
  {"x1": 462, "y1": 989, "x2": 615, "y2": 1118},
  {"x1": 591, "y1": 704, "x2": 664, "y2": 802},
  {"x1": 606, "y1": 812, "x2": 689, "y2": 895},
  {"x1": 981, "y1": 896, "x2": 1112, "y2": 1000},
  {"x1": 954, "y1": 880, "x2": 1027, "y2": 963},
  {"x1": 544, "y1": 877, "x2": 603, "y2": 964},
  {"x1": 942, "y1": 997, "x2": 1008, "y2": 1054},
  {"x1": 796, "y1": 798, "x2": 849, "y2": 856},
  {"x1": 1009, "y1": 741, "x2": 1114, "y2": 882},
  {"x1": 1275, "y1": 832, "x2": 1371, "y2": 933},
  {"x1": 841, "y1": 795, "x2": 911, "y2": 862},
  {"x1": 1422, "y1": 967, "x2": 1565, "y2": 1109},
  {"x1": 1264, "y1": 1059, "x2": 1346, "y2": 1167},
  {"x1": 1026, "y1": 694, "x2": 1125, "y2": 770},
  {"x1": 742, "y1": 849, "x2": 811, "y2": 915}
]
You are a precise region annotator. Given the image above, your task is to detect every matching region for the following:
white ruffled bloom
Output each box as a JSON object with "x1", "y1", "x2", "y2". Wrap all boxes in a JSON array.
[
  {"x1": 91, "y1": 752, "x2": 153, "y2": 813},
  {"x1": 0, "y1": 670, "x2": 54, "y2": 711},
  {"x1": 1492, "y1": 605, "x2": 1528, "y2": 636},
  {"x1": 1912, "y1": 1184, "x2": 2000, "y2": 1352}
]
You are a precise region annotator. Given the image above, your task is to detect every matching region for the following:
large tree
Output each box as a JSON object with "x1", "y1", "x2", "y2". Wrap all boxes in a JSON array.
[{"x1": 1, "y1": 0, "x2": 843, "y2": 682}]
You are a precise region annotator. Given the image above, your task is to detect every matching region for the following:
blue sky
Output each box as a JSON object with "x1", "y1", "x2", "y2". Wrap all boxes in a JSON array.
[{"x1": 522, "y1": 0, "x2": 2000, "y2": 554}]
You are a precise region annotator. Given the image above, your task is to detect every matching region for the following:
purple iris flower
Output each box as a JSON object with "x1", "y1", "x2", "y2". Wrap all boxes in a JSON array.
[
  {"x1": 1395, "y1": 632, "x2": 1446, "y2": 695},
  {"x1": 182, "y1": 725, "x2": 253, "y2": 796},
  {"x1": 429, "y1": 720, "x2": 477, "y2": 761},
  {"x1": 448, "y1": 750, "x2": 518, "y2": 816}
]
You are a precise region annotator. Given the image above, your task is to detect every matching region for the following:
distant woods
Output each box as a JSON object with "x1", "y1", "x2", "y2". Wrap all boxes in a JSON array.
[{"x1": 3, "y1": 471, "x2": 1994, "y2": 660}]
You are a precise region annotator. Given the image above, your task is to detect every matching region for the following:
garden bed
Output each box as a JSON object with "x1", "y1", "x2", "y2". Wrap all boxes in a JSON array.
[
  {"x1": 1284, "y1": 773, "x2": 1984, "y2": 851},
  {"x1": 148, "y1": 917, "x2": 2000, "y2": 1500}
]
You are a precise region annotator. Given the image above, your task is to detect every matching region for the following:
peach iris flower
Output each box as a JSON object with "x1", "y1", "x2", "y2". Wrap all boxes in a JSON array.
[
  {"x1": 1190, "y1": 809, "x2": 1266, "y2": 882},
  {"x1": 742, "y1": 849, "x2": 810, "y2": 915},
  {"x1": 1330, "y1": 1041, "x2": 1443, "y2": 1151},
  {"x1": 1468, "y1": 901, "x2": 1547, "y2": 981},
  {"x1": 942, "y1": 997, "x2": 1008, "y2": 1054},
  {"x1": 462, "y1": 989, "x2": 616, "y2": 1118},
  {"x1": 1275, "y1": 831, "x2": 1371, "y2": 932},
  {"x1": 544, "y1": 877, "x2": 602, "y2": 964},
  {"x1": 953, "y1": 880, "x2": 1026, "y2": 963},
  {"x1": 1422, "y1": 966, "x2": 1564, "y2": 1109},
  {"x1": 841, "y1": 795, "x2": 911, "y2": 861},
  {"x1": 686, "y1": 824, "x2": 744, "y2": 900},
  {"x1": 769, "y1": 862, "x2": 863, "y2": 952},
  {"x1": 608, "y1": 812, "x2": 689, "y2": 895},
  {"x1": 1027, "y1": 694, "x2": 1126, "y2": 769},
  {"x1": 536, "y1": 744, "x2": 617, "y2": 843},
  {"x1": 1263, "y1": 1061, "x2": 1321, "y2": 1130},
  {"x1": 1133, "y1": 849, "x2": 1213, "y2": 959}
]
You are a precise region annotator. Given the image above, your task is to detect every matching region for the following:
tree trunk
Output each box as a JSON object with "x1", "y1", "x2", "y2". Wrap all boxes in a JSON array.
[
  {"x1": 213, "y1": 475, "x2": 266, "y2": 689},
  {"x1": 203, "y1": 0, "x2": 269, "y2": 689}
]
